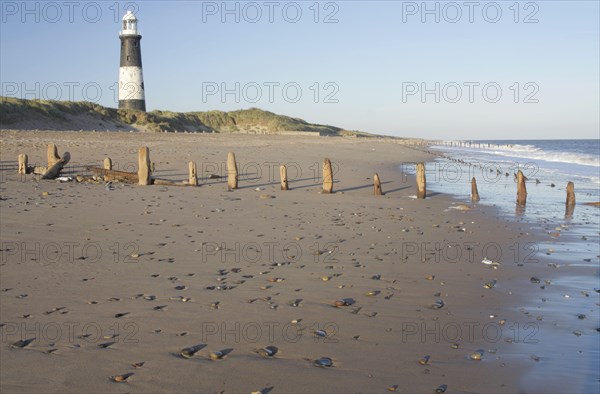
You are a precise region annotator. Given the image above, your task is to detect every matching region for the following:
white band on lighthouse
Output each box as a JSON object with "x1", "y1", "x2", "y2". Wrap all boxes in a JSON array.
[{"x1": 119, "y1": 67, "x2": 145, "y2": 101}]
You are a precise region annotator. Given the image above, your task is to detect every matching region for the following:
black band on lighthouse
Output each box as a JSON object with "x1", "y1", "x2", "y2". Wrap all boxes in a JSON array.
[
  {"x1": 120, "y1": 35, "x2": 143, "y2": 67},
  {"x1": 119, "y1": 99, "x2": 146, "y2": 111}
]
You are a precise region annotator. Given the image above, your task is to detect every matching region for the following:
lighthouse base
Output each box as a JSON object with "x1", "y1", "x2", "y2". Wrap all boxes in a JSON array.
[{"x1": 119, "y1": 100, "x2": 146, "y2": 112}]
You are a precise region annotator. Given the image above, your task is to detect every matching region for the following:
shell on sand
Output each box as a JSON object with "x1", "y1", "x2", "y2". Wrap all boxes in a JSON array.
[
  {"x1": 180, "y1": 346, "x2": 201, "y2": 358},
  {"x1": 481, "y1": 258, "x2": 501, "y2": 267},
  {"x1": 431, "y1": 299, "x2": 445, "y2": 309},
  {"x1": 256, "y1": 345, "x2": 278, "y2": 358},
  {"x1": 314, "y1": 357, "x2": 333, "y2": 368},
  {"x1": 209, "y1": 351, "x2": 226, "y2": 360},
  {"x1": 470, "y1": 350, "x2": 483, "y2": 360},
  {"x1": 483, "y1": 280, "x2": 497, "y2": 289},
  {"x1": 11, "y1": 338, "x2": 35, "y2": 348},
  {"x1": 111, "y1": 373, "x2": 133, "y2": 383}
]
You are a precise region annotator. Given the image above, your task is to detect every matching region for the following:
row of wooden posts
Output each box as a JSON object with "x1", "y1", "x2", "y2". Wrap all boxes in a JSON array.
[{"x1": 17, "y1": 144, "x2": 576, "y2": 209}]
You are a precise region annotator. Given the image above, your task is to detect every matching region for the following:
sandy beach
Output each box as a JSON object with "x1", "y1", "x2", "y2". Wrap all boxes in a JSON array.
[{"x1": 0, "y1": 131, "x2": 597, "y2": 393}]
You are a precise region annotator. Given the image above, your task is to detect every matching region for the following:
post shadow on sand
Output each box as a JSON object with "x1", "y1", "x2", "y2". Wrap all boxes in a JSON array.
[
  {"x1": 238, "y1": 176, "x2": 338, "y2": 190},
  {"x1": 419, "y1": 191, "x2": 442, "y2": 198},
  {"x1": 335, "y1": 181, "x2": 393, "y2": 193}
]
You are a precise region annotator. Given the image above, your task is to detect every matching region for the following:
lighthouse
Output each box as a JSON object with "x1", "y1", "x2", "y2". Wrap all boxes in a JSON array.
[{"x1": 118, "y1": 10, "x2": 146, "y2": 111}]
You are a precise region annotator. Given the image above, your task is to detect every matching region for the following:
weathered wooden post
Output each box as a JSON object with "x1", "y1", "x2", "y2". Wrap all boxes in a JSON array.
[
  {"x1": 516, "y1": 170, "x2": 527, "y2": 206},
  {"x1": 103, "y1": 157, "x2": 112, "y2": 170},
  {"x1": 47, "y1": 144, "x2": 61, "y2": 167},
  {"x1": 138, "y1": 147, "x2": 151, "y2": 186},
  {"x1": 322, "y1": 158, "x2": 333, "y2": 193},
  {"x1": 227, "y1": 152, "x2": 238, "y2": 190},
  {"x1": 566, "y1": 182, "x2": 575, "y2": 210},
  {"x1": 416, "y1": 162, "x2": 426, "y2": 199},
  {"x1": 188, "y1": 161, "x2": 198, "y2": 186},
  {"x1": 18, "y1": 154, "x2": 28, "y2": 175},
  {"x1": 42, "y1": 152, "x2": 71, "y2": 179},
  {"x1": 280, "y1": 165, "x2": 288, "y2": 190},
  {"x1": 373, "y1": 173, "x2": 383, "y2": 195},
  {"x1": 471, "y1": 177, "x2": 480, "y2": 202}
]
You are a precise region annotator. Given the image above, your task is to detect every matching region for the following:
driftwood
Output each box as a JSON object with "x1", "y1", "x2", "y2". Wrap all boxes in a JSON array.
[
  {"x1": 18, "y1": 154, "x2": 28, "y2": 175},
  {"x1": 87, "y1": 166, "x2": 138, "y2": 183},
  {"x1": 42, "y1": 152, "x2": 70, "y2": 179},
  {"x1": 471, "y1": 177, "x2": 480, "y2": 202},
  {"x1": 138, "y1": 147, "x2": 151, "y2": 185},
  {"x1": 322, "y1": 158, "x2": 333, "y2": 193},
  {"x1": 373, "y1": 173, "x2": 383, "y2": 195},
  {"x1": 516, "y1": 170, "x2": 527, "y2": 206},
  {"x1": 32, "y1": 166, "x2": 47, "y2": 175},
  {"x1": 151, "y1": 178, "x2": 189, "y2": 187},
  {"x1": 47, "y1": 144, "x2": 61, "y2": 167},
  {"x1": 280, "y1": 165, "x2": 288, "y2": 190},
  {"x1": 416, "y1": 162, "x2": 426, "y2": 199},
  {"x1": 227, "y1": 152, "x2": 238, "y2": 190}
]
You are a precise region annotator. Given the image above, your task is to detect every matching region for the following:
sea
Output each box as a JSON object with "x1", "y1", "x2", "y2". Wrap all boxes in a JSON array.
[{"x1": 414, "y1": 139, "x2": 600, "y2": 392}]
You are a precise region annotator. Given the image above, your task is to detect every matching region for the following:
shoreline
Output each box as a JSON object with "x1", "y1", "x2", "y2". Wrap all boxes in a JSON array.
[
  {"x1": 413, "y1": 143, "x2": 600, "y2": 394},
  {"x1": 0, "y1": 131, "x2": 596, "y2": 393}
]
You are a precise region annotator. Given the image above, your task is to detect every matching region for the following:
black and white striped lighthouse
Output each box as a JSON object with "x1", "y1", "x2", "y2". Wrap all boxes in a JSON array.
[{"x1": 118, "y1": 10, "x2": 146, "y2": 111}]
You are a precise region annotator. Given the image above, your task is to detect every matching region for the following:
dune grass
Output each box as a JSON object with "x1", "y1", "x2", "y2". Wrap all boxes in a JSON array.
[{"x1": 0, "y1": 97, "x2": 368, "y2": 136}]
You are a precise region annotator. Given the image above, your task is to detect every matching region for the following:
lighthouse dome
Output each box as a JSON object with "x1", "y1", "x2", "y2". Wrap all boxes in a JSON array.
[
  {"x1": 123, "y1": 10, "x2": 137, "y2": 21},
  {"x1": 121, "y1": 11, "x2": 139, "y2": 35}
]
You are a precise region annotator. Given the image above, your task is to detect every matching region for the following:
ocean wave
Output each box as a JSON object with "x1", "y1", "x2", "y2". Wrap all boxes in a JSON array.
[{"x1": 434, "y1": 143, "x2": 600, "y2": 167}]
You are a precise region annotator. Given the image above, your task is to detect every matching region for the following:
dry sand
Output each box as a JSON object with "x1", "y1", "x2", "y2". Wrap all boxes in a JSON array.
[{"x1": 0, "y1": 131, "x2": 593, "y2": 393}]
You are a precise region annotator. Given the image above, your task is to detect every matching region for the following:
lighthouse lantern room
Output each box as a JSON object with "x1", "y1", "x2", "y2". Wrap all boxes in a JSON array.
[{"x1": 118, "y1": 10, "x2": 146, "y2": 111}]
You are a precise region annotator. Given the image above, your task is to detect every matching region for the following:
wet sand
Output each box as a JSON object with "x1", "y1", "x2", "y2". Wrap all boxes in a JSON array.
[{"x1": 0, "y1": 131, "x2": 596, "y2": 393}]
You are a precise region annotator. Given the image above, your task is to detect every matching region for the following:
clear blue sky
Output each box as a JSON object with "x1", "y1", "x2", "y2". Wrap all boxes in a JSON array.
[{"x1": 1, "y1": 1, "x2": 598, "y2": 139}]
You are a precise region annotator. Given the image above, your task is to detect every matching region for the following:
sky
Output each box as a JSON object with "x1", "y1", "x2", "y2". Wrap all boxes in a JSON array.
[{"x1": 1, "y1": 0, "x2": 599, "y2": 140}]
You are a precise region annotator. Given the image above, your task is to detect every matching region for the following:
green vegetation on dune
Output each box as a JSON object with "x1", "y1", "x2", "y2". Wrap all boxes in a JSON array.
[{"x1": 0, "y1": 97, "x2": 370, "y2": 136}]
